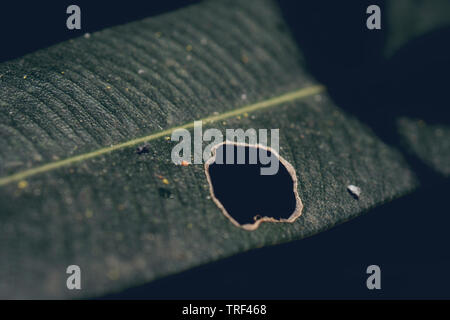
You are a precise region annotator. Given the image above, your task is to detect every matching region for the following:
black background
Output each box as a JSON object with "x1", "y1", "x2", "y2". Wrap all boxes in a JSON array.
[{"x1": 1, "y1": 0, "x2": 449, "y2": 299}]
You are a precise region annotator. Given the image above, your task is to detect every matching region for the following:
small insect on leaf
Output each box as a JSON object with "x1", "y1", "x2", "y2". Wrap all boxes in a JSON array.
[{"x1": 347, "y1": 184, "x2": 362, "y2": 199}]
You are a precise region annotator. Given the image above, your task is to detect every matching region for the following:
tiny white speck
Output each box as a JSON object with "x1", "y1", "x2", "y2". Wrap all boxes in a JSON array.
[
  {"x1": 241, "y1": 93, "x2": 247, "y2": 100},
  {"x1": 186, "y1": 55, "x2": 192, "y2": 61},
  {"x1": 200, "y1": 38, "x2": 208, "y2": 45},
  {"x1": 84, "y1": 33, "x2": 91, "y2": 39},
  {"x1": 138, "y1": 69, "x2": 145, "y2": 74},
  {"x1": 347, "y1": 185, "x2": 361, "y2": 198}
]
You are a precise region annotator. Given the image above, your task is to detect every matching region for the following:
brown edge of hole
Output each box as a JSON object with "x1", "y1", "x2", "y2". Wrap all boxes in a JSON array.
[{"x1": 204, "y1": 141, "x2": 304, "y2": 231}]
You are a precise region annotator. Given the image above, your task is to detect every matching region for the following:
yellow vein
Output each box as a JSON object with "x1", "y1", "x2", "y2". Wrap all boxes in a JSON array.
[{"x1": 0, "y1": 85, "x2": 325, "y2": 187}]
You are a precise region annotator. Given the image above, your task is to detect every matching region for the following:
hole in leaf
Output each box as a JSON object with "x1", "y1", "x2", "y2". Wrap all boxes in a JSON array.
[{"x1": 205, "y1": 142, "x2": 303, "y2": 230}]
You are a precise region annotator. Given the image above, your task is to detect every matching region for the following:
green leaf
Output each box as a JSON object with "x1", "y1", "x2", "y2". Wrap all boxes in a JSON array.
[
  {"x1": 385, "y1": 0, "x2": 450, "y2": 57},
  {"x1": 397, "y1": 118, "x2": 450, "y2": 177},
  {"x1": 0, "y1": 0, "x2": 418, "y2": 298},
  {"x1": 381, "y1": 0, "x2": 450, "y2": 176}
]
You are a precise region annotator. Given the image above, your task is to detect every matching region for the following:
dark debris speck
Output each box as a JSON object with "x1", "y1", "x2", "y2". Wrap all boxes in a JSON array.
[
  {"x1": 136, "y1": 144, "x2": 150, "y2": 155},
  {"x1": 158, "y1": 188, "x2": 172, "y2": 199}
]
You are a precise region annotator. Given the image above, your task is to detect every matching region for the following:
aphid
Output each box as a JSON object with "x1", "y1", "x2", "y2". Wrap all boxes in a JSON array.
[
  {"x1": 347, "y1": 184, "x2": 361, "y2": 199},
  {"x1": 136, "y1": 144, "x2": 150, "y2": 155}
]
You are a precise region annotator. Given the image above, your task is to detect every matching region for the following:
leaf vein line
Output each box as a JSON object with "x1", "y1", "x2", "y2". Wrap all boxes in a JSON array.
[{"x1": 0, "y1": 85, "x2": 325, "y2": 187}]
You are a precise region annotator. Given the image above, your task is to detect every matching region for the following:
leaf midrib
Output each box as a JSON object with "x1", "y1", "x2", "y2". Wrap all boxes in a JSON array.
[{"x1": 0, "y1": 85, "x2": 325, "y2": 187}]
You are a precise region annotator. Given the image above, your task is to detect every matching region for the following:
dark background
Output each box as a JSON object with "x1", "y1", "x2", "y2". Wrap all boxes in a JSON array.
[{"x1": 1, "y1": 0, "x2": 449, "y2": 299}]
